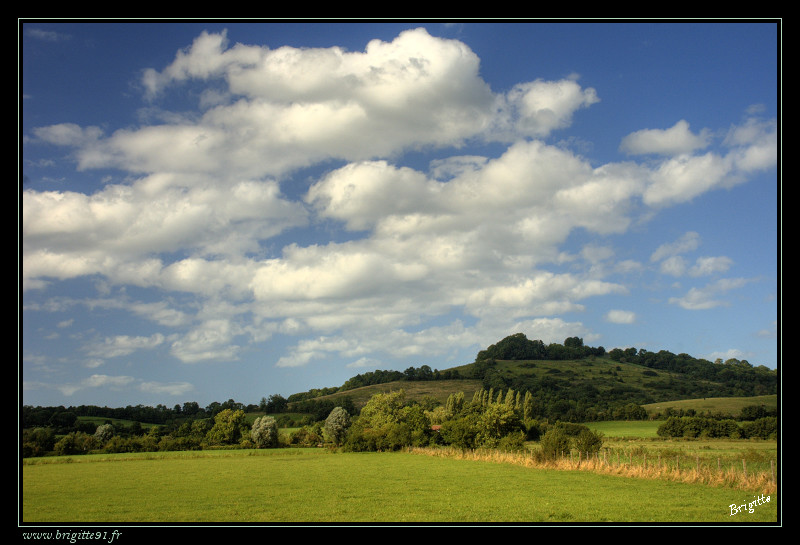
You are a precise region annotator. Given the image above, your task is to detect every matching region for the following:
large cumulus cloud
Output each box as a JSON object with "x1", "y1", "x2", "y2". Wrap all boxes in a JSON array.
[{"x1": 23, "y1": 27, "x2": 777, "y2": 371}]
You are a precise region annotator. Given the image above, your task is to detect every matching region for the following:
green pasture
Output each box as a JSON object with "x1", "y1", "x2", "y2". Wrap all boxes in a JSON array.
[
  {"x1": 643, "y1": 395, "x2": 777, "y2": 417},
  {"x1": 586, "y1": 420, "x2": 662, "y2": 438},
  {"x1": 583, "y1": 420, "x2": 777, "y2": 474},
  {"x1": 22, "y1": 449, "x2": 778, "y2": 523}
]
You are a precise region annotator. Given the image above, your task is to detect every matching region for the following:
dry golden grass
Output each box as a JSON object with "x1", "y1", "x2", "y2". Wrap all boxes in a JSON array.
[{"x1": 406, "y1": 446, "x2": 777, "y2": 496}]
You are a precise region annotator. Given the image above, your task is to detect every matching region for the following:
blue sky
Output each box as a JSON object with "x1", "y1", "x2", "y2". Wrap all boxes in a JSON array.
[{"x1": 21, "y1": 21, "x2": 779, "y2": 409}]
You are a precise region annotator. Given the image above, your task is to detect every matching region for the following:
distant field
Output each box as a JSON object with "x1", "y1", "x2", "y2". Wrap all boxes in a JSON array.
[
  {"x1": 643, "y1": 395, "x2": 777, "y2": 417},
  {"x1": 584, "y1": 420, "x2": 777, "y2": 457},
  {"x1": 22, "y1": 448, "x2": 777, "y2": 523},
  {"x1": 587, "y1": 420, "x2": 662, "y2": 438},
  {"x1": 307, "y1": 379, "x2": 483, "y2": 409}
]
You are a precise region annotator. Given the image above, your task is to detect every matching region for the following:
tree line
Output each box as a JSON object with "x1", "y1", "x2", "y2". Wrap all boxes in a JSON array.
[
  {"x1": 20, "y1": 386, "x2": 601, "y2": 458},
  {"x1": 288, "y1": 387, "x2": 615, "y2": 461},
  {"x1": 21, "y1": 333, "x2": 778, "y2": 458},
  {"x1": 294, "y1": 388, "x2": 608, "y2": 456},
  {"x1": 22, "y1": 407, "x2": 279, "y2": 457},
  {"x1": 21, "y1": 383, "x2": 778, "y2": 459},
  {"x1": 22, "y1": 398, "x2": 255, "y2": 435},
  {"x1": 607, "y1": 347, "x2": 776, "y2": 397},
  {"x1": 476, "y1": 333, "x2": 606, "y2": 362},
  {"x1": 656, "y1": 415, "x2": 777, "y2": 440}
]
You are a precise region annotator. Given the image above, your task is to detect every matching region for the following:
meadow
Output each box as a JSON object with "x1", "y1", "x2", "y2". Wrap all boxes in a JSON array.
[
  {"x1": 580, "y1": 419, "x2": 777, "y2": 487},
  {"x1": 22, "y1": 446, "x2": 778, "y2": 524}
]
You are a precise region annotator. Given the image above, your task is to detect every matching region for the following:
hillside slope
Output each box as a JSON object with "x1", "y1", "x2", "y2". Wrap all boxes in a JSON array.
[{"x1": 292, "y1": 354, "x2": 777, "y2": 419}]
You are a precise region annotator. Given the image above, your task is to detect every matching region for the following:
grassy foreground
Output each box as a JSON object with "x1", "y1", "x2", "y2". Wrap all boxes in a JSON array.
[{"x1": 22, "y1": 448, "x2": 778, "y2": 523}]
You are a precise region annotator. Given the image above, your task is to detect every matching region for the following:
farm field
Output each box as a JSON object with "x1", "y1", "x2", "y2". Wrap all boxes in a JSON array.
[
  {"x1": 584, "y1": 420, "x2": 777, "y2": 475},
  {"x1": 642, "y1": 395, "x2": 777, "y2": 417},
  {"x1": 587, "y1": 420, "x2": 663, "y2": 438},
  {"x1": 22, "y1": 448, "x2": 778, "y2": 523}
]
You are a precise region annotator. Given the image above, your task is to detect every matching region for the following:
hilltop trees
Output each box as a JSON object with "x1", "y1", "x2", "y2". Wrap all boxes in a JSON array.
[
  {"x1": 476, "y1": 333, "x2": 605, "y2": 363},
  {"x1": 259, "y1": 394, "x2": 288, "y2": 414},
  {"x1": 289, "y1": 396, "x2": 356, "y2": 421},
  {"x1": 608, "y1": 348, "x2": 777, "y2": 396}
]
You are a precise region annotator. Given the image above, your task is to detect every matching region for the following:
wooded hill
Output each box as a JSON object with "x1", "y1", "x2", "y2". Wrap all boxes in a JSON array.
[
  {"x1": 23, "y1": 333, "x2": 778, "y2": 429},
  {"x1": 287, "y1": 333, "x2": 778, "y2": 422}
]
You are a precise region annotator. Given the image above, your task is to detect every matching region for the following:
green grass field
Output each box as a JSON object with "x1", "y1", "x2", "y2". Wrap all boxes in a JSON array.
[
  {"x1": 22, "y1": 448, "x2": 778, "y2": 523},
  {"x1": 642, "y1": 395, "x2": 777, "y2": 417},
  {"x1": 587, "y1": 420, "x2": 663, "y2": 438},
  {"x1": 583, "y1": 420, "x2": 777, "y2": 475}
]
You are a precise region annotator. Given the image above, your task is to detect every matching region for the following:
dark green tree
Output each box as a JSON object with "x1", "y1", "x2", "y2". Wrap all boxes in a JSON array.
[
  {"x1": 206, "y1": 409, "x2": 249, "y2": 445},
  {"x1": 656, "y1": 416, "x2": 685, "y2": 438},
  {"x1": 574, "y1": 428, "x2": 603, "y2": 454},
  {"x1": 439, "y1": 414, "x2": 480, "y2": 449},
  {"x1": 22, "y1": 427, "x2": 56, "y2": 457},
  {"x1": 538, "y1": 426, "x2": 571, "y2": 460},
  {"x1": 476, "y1": 402, "x2": 522, "y2": 448},
  {"x1": 264, "y1": 394, "x2": 288, "y2": 413},
  {"x1": 53, "y1": 431, "x2": 97, "y2": 455},
  {"x1": 564, "y1": 336, "x2": 584, "y2": 349}
]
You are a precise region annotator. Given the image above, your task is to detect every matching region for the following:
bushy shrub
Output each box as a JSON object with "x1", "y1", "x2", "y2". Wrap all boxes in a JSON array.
[
  {"x1": 574, "y1": 429, "x2": 603, "y2": 454},
  {"x1": 157, "y1": 436, "x2": 202, "y2": 451},
  {"x1": 206, "y1": 409, "x2": 249, "y2": 446},
  {"x1": 522, "y1": 418, "x2": 543, "y2": 441},
  {"x1": 657, "y1": 416, "x2": 763, "y2": 439},
  {"x1": 497, "y1": 431, "x2": 526, "y2": 451},
  {"x1": 323, "y1": 406, "x2": 351, "y2": 446},
  {"x1": 340, "y1": 421, "x2": 371, "y2": 452},
  {"x1": 288, "y1": 426, "x2": 323, "y2": 447},
  {"x1": 94, "y1": 423, "x2": 114, "y2": 443},
  {"x1": 539, "y1": 427, "x2": 571, "y2": 460},
  {"x1": 657, "y1": 416, "x2": 685, "y2": 437},
  {"x1": 740, "y1": 416, "x2": 777, "y2": 439},
  {"x1": 551, "y1": 421, "x2": 594, "y2": 437},
  {"x1": 384, "y1": 422, "x2": 412, "y2": 450},
  {"x1": 54, "y1": 431, "x2": 97, "y2": 455},
  {"x1": 103, "y1": 435, "x2": 159, "y2": 453},
  {"x1": 251, "y1": 416, "x2": 279, "y2": 448},
  {"x1": 22, "y1": 428, "x2": 56, "y2": 458},
  {"x1": 438, "y1": 415, "x2": 480, "y2": 449},
  {"x1": 341, "y1": 421, "x2": 383, "y2": 452}
]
